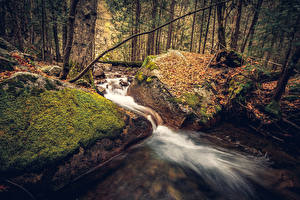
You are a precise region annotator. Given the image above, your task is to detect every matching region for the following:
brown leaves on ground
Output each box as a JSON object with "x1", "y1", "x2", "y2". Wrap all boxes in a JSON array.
[{"x1": 155, "y1": 51, "x2": 213, "y2": 97}]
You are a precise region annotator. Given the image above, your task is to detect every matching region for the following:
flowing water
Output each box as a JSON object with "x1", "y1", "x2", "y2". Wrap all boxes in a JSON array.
[{"x1": 77, "y1": 74, "x2": 277, "y2": 200}]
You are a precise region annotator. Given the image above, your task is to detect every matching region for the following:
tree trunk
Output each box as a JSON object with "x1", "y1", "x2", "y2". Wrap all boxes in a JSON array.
[
  {"x1": 166, "y1": 0, "x2": 176, "y2": 50},
  {"x1": 272, "y1": 40, "x2": 299, "y2": 102},
  {"x1": 131, "y1": 0, "x2": 140, "y2": 61},
  {"x1": 70, "y1": 0, "x2": 98, "y2": 73},
  {"x1": 155, "y1": 7, "x2": 162, "y2": 54},
  {"x1": 29, "y1": 0, "x2": 34, "y2": 44},
  {"x1": 61, "y1": 0, "x2": 80, "y2": 80},
  {"x1": 190, "y1": 0, "x2": 198, "y2": 52},
  {"x1": 41, "y1": 0, "x2": 46, "y2": 60},
  {"x1": 202, "y1": 0, "x2": 212, "y2": 54},
  {"x1": 49, "y1": 1, "x2": 61, "y2": 62},
  {"x1": 62, "y1": 0, "x2": 68, "y2": 55},
  {"x1": 211, "y1": 5, "x2": 216, "y2": 53},
  {"x1": 146, "y1": 0, "x2": 158, "y2": 56},
  {"x1": 198, "y1": 0, "x2": 206, "y2": 53},
  {"x1": 217, "y1": 0, "x2": 226, "y2": 49},
  {"x1": 230, "y1": 0, "x2": 242, "y2": 50},
  {"x1": 240, "y1": 0, "x2": 263, "y2": 53}
]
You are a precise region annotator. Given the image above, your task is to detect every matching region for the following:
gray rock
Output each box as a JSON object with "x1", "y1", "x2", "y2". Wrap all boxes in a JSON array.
[{"x1": 41, "y1": 65, "x2": 62, "y2": 77}]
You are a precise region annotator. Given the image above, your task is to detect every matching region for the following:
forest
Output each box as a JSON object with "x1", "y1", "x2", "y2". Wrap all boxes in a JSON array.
[{"x1": 0, "y1": 0, "x2": 300, "y2": 199}]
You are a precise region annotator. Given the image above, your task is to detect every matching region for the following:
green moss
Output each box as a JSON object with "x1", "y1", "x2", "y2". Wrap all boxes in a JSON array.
[
  {"x1": 228, "y1": 75, "x2": 252, "y2": 100},
  {"x1": 0, "y1": 88, "x2": 125, "y2": 172},
  {"x1": 142, "y1": 55, "x2": 159, "y2": 71},
  {"x1": 135, "y1": 71, "x2": 145, "y2": 83},
  {"x1": 146, "y1": 76, "x2": 153, "y2": 83},
  {"x1": 184, "y1": 93, "x2": 201, "y2": 109}
]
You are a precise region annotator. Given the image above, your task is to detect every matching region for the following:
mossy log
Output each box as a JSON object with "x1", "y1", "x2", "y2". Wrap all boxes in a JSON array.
[{"x1": 98, "y1": 60, "x2": 143, "y2": 68}]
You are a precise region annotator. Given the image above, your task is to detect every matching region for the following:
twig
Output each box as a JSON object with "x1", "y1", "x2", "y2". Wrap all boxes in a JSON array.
[
  {"x1": 5, "y1": 179, "x2": 36, "y2": 200},
  {"x1": 69, "y1": 0, "x2": 233, "y2": 83}
]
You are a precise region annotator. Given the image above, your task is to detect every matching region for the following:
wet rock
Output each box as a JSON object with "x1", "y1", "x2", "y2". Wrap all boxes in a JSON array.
[
  {"x1": 128, "y1": 77, "x2": 186, "y2": 128},
  {"x1": 119, "y1": 79, "x2": 129, "y2": 87},
  {"x1": 95, "y1": 79, "x2": 107, "y2": 85},
  {"x1": 96, "y1": 85, "x2": 106, "y2": 95}
]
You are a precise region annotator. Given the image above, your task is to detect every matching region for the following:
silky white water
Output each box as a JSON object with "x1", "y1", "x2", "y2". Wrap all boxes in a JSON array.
[{"x1": 98, "y1": 76, "x2": 270, "y2": 200}]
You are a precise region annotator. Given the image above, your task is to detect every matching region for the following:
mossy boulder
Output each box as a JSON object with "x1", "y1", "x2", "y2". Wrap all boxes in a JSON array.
[
  {"x1": 129, "y1": 51, "x2": 254, "y2": 130},
  {"x1": 0, "y1": 73, "x2": 126, "y2": 173}
]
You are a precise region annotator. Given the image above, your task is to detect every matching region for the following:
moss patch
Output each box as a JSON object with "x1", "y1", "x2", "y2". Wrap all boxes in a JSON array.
[
  {"x1": 0, "y1": 88, "x2": 125, "y2": 172},
  {"x1": 142, "y1": 55, "x2": 159, "y2": 71},
  {"x1": 135, "y1": 71, "x2": 145, "y2": 83}
]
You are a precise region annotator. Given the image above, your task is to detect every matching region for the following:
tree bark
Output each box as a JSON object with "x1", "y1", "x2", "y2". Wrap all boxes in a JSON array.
[
  {"x1": 49, "y1": 0, "x2": 61, "y2": 62},
  {"x1": 155, "y1": 8, "x2": 162, "y2": 55},
  {"x1": 166, "y1": 0, "x2": 176, "y2": 50},
  {"x1": 198, "y1": 0, "x2": 206, "y2": 53},
  {"x1": 211, "y1": 5, "x2": 216, "y2": 53},
  {"x1": 217, "y1": 0, "x2": 226, "y2": 49},
  {"x1": 230, "y1": 0, "x2": 242, "y2": 50},
  {"x1": 69, "y1": 0, "x2": 98, "y2": 77},
  {"x1": 131, "y1": 0, "x2": 140, "y2": 61},
  {"x1": 61, "y1": 0, "x2": 80, "y2": 80},
  {"x1": 190, "y1": 0, "x2": 198, "y2": 52},
  {"x1": 41, "y1": 0, "x2": 46, "y2": 60},
  {"x1": 62, "y1": 0, "x2": 68, "y2": 55},
  {"x1": 240, "y1": 0, "x2": 263, "y2": 53},
  {"x1": 202, "y1": 0, "x2": 212, "y2": 54}
]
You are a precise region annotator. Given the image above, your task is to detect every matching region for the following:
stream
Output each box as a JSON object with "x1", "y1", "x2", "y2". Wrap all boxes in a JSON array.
[{"x1": 72, "y1": 73, "x2": 280, "y2": 200}]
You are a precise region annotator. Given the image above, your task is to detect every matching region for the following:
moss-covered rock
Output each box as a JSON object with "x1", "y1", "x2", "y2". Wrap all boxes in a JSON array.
[
  {"x1": 129, "y1": 51, "x2": 255, "y2": 130},
  {"x1": 0, "y1": 74, "x2": 125, "y2": 173}
]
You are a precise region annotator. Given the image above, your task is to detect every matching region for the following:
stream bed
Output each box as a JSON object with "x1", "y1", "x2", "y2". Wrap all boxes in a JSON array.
[{"x1": 58, "y1": 71, "x2": 287, "y2": 200}]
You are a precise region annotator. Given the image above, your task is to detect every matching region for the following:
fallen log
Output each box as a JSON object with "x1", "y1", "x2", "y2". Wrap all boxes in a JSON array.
[{"x1": 98, "y1": 60, "x2": 143, "y2": 68}]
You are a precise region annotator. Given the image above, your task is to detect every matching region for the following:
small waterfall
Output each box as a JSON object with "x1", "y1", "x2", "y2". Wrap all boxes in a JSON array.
[
  {"x1": 100, "y1": 77, "x2": 162, "y2": 129},
  {"x1": 98, "y1": 75, "x2": 269, "y2": 200}
]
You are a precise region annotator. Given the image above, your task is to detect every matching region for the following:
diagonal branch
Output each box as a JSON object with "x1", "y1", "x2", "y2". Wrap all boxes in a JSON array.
[{"x1": 69, "y1": 0, "x2": 232, "y2": 83}]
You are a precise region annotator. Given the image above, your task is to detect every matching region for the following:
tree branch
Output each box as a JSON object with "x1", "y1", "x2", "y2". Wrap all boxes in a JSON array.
[{"x1": 69, "y1": 0, "x2": 233, "y2": 83}]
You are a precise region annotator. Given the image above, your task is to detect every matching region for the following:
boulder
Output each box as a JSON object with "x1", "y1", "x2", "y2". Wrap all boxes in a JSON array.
[
  {"x1": 94, "y1": 67, "x2": 105, "y2": 79},
  {"x1": 41, "y1": 65, "x2": 62, "y2": 77},
  {"x1": 128, "y1": 50, "x2": 254, "y2": 130},
  {"x1": 0, "y1": 72, "x2": 152, "y2": 197}
]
